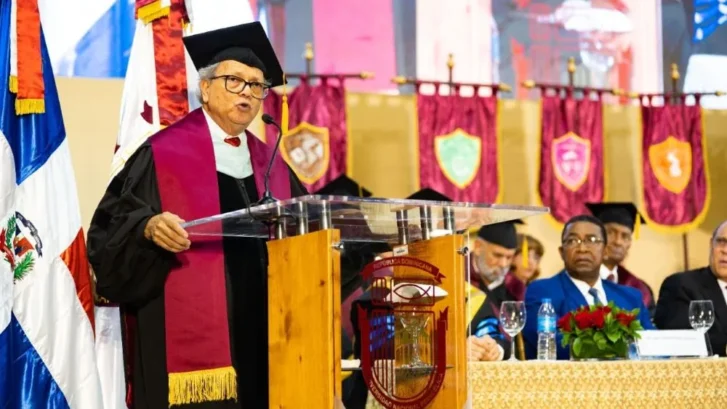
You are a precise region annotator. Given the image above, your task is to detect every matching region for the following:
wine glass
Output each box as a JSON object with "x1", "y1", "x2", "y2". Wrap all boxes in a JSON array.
[
  {"x1": 689, "y1": 300, "x2": 715, "y2": 356},
  {"x1": 500, "y1": 301, "x2": 526, "y2": 361},
  {"x1": 689, "y1": 300, "x2": 715, "y2": 333},
  {"x1": 400, "y1": 312, "x2": 430, "y2": 368}
]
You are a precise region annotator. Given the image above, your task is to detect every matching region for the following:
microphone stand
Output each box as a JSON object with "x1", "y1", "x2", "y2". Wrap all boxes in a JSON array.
[{"x1": 259, "y1": 113, "x2": 284, "y2": 205}]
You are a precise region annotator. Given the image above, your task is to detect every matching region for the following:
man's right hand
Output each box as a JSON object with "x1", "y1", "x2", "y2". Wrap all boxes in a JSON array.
[{"x1": 143, "y1": 212, "x2": 191, "y2": 253}]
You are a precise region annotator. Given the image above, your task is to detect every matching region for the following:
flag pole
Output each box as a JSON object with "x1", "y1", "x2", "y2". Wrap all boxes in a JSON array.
[
  {"x1": 671, "y1": 64, "x2": 690, "y2": 271},
  {"x1": 284, "y1": 42, "x2": 375, "y2": 82}
]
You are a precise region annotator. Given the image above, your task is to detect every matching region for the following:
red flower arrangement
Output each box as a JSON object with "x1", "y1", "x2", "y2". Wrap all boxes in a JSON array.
[{"x1": 557, "y1": 302, "x2": 643, "y2": 360}]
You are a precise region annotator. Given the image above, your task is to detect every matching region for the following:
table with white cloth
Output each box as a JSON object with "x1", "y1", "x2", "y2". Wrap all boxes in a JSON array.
[{"x1": 366, "y1": 358, "x2": 727, "y2": 409}]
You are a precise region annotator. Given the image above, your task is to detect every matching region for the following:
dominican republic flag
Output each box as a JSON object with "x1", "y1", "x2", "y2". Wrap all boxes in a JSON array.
[{"x1": 0, "y1": 0, "x2": 102, "y2": 407}]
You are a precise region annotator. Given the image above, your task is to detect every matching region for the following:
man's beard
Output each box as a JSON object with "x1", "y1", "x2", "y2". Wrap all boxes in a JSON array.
[{"x1": 474, "y1": 258, "x2": 507, "y2": 285}]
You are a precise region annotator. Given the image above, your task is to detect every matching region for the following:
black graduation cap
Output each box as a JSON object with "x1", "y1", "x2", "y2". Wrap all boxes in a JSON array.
[
  {"x1": 315, "y1": 175, "x2": 373, "y2": 197},
  {"x1": 585, "y1": 202, "x2": 645, "y2": 233},
  {"x1": 476, "y1": 220, "x2": 519, "y2": 250},
  {"x1": 406, "y1": 188, "x2": 452, "y2": 202},
  {"x1": 182, "y1": 21, "x2": 285, "y2": 87}
]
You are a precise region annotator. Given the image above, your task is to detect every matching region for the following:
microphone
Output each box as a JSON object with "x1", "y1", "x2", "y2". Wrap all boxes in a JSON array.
[{"x1": 259, "y1": 113, "x2": 283, "y2": 205}]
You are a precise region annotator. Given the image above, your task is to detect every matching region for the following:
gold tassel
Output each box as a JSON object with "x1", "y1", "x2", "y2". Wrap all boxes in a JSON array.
[
  {"x1": 521, "y1": 236, "x2": 529, "y2": 268},
  {"x1": 137, "y1": 0, "x2": 170, "y2": 24},
  {"x1": 15, "y1": 98, "x2": 45, "y2": 115},
  {"x1": 168, "y1": 366, "x2": 237, "y2": 406},
  {"x1": 634, "y1": 215, "x2": 641, "y2": 240},
  {"x1": 9, "y1": 75, "x2": 18, "y2": 93},
  {"x1": 281, "y1": 73, "x2": 289, "y2": 135}
]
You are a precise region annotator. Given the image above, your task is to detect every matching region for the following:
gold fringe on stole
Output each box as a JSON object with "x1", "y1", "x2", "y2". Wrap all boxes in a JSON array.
[
  {"x1": 9, "y1": 75, "x2": 18, "y2": 93},
  {"x1": 15, "y1": 98, "x2": 45, "y2": 115},
  {"x1": 137, "y1": 0, "x2": 170, "y2": 24},
  {"x1": 168, "y1": 366, "x2": 237, "y2": 406}
]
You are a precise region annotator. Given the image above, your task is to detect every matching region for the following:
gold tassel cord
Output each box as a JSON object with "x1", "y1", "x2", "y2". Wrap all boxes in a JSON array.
[
  {"x1": 168, "y1": 366, "x2": 237, "y2": 406},
  {"x1": 9, "y1": 75, "x2": 18, "y2": 93},
  {"x1": 281, "y1": 73, "x2": 289, "y2": 135},
  {"x1": 521, "y1": 237, "x2": 529, "y2": 269}
]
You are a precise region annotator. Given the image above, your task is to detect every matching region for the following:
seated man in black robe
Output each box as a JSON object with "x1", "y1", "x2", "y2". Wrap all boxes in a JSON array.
[{"x1": 87, "y1": 22, "x2": 307, "y2": 409}]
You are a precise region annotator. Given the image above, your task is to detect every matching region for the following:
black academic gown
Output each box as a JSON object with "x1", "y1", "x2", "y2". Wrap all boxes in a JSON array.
[{"x1": 87, "y1": 141, "x2": 307, "y2": 409}]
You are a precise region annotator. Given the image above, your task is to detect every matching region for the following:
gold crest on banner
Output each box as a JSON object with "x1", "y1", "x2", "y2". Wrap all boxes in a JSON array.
[
  {"x1": 648, "y1": 135, "x2": 692, "y2": 194},
  {"x1": 281, "y1": 122, "x2": 330, "y2": 184}
]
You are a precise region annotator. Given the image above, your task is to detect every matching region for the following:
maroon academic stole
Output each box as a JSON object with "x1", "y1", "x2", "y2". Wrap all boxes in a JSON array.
[{"x1": 149, "y1": 108, "x2": 291, "y2": 406}]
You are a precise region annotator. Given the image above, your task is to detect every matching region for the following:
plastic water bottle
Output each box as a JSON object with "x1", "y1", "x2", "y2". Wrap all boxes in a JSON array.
[{"x1": 537, "y1": 298, "x2": 557, "y2": 360}]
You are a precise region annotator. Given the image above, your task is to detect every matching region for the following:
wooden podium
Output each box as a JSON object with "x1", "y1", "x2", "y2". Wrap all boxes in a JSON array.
[{"x1": 183, "y1": 196, "x2": 547, "y2": 409}]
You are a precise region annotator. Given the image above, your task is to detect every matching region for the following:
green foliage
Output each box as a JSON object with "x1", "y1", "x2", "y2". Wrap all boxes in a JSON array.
[
  {"x1": 14, "y1": 253, "x2": 34, "y2": 282},
  {"x1": 5, "y1": 215, "x2": 15, "y2": 249},
  {"x1": 557, "y1": 301, "x2": 643, "y2": 360}
]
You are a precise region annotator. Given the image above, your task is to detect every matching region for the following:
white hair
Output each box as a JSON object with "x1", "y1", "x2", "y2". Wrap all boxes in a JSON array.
[{"x1": 196, "y1": 62, "x2": 221, "y2": 104}]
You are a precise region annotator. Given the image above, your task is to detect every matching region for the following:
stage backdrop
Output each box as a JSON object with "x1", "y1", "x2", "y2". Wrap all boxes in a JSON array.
[
  {"x1": 416, "y1": 88, "x2": 501, "y2": 203},
  {"x1": 640, "y1": 99, "x2": 709, "y2": 233},
  {"x1": 57, "y1": 77, "x2": 727, "y2": 305},
  {"x1": 263, "y1": 79, "x2": 348, "y2": 192}
]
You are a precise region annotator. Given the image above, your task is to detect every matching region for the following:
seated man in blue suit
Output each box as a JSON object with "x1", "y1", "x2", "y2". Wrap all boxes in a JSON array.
[{"x1": 523, "y1": 215, "x2": 654, "y2": 360}]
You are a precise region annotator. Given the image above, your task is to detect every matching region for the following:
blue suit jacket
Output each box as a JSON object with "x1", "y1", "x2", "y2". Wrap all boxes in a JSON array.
[{"x1": 523, "y1": 270, "x2": 655, "y2": 360}]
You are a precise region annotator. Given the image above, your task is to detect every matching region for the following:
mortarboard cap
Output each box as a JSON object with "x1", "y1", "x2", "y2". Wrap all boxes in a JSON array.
[
  {"x1": 476, "y1": 220, "x2": 519, "y2": 250},
  {"x1": 182, "y1": 22, "x2": 285, "y2": 87},
  {"x1": 585, "y1": 202, "x2": 645, "y2": 237},
  {"x1": 406, "y1": 188, "x2": 452, "y2": 202},
  {"x1": 315, "y1": 175, "x2": 373, "y2": 197}
]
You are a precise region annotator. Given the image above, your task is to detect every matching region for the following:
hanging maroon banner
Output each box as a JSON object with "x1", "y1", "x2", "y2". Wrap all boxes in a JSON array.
[
  {"x1": 264, "y1": 78, "x2": 348, "y2": 192},
  {"x1": 640, "y1": 100, "x2": 709, "y2": 231},
  {"x1": 417, "y1": 89, "x2": 500, "y2": 203},
  {"x1": 537, "y1": 94, "x2": 605, "y2": 223}
]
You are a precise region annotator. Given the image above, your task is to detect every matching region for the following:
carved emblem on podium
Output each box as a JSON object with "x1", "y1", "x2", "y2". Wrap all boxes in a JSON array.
[
  {"x1": 357, "y1": 256, "x2": 448, "y2": 409},
  {"x1": 280, "y1": 122, "x2": 330, "y2": 184}
]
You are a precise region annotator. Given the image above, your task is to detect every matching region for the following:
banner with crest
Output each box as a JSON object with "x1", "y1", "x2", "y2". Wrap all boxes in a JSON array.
[
  {"x1": 264, "y1": 78, "x2": 348, "y2": 192},
  {"x1": 417, "y1": 89, "x2": 500, "y2": 203},
  {"x1": 537, "y1": 93, "x2": 605, "y2": 224},
  {"x1": 640, "y1": 99, "x2": 709, "y2": 231}
]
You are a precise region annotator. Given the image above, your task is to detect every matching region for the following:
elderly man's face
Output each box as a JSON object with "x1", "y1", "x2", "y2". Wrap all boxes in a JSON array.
[
  {"x1": 199, "y1": 60, "x2": 264, "y2": 134},
  {"x1": 473, "y1": 239, "x2": 515, "y2": 284},
  {"x1": 710, "y1": 222, "x2": 727, "y2": 280},
  {"x1": 559, "y1": 221, "x2": 605, "y2": 282}
]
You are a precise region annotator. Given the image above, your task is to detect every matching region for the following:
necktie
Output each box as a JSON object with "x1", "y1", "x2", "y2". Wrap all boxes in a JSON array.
[
  {"x1": 588, "y1": 288, "x2": 603, "y2": 306},
  {"x1": 607, "y1": 273, "x2": 616, "y2": 283},
  {"x1": 224, "y1": 137, "x2": 241, "y2": 147}
]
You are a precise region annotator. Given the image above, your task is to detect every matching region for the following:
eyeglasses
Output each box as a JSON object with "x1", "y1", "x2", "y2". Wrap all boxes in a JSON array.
[
  {"x1": 562, "y1": 236, "x2": 604, "y2": 249},
  {"x1": 209, "y1": 75, "x2": 270, "y2": 99}
]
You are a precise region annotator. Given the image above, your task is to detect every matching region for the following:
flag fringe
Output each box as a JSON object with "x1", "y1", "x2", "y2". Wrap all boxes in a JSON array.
[
  {"x1": 9, "y1": 75, "x2": 17, "y2": 93},
  {"x1": 137, "y1": 0, "x2": 170, "y2": 24},
  {"x1": 15, "y1": 98, "x2": 45, "y2": 115},
  {"x1": 168, "y1": 366, "x2": 237, "y2": 406}
]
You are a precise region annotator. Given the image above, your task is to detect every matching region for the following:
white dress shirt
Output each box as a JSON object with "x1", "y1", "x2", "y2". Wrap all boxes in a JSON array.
[
  {"x1": 202, "y1": 109, "x2": 254, "y2": 179},
  {"x1": 599, "y1": 264, "x2": 619, "y2": 283},
  {"x1": 718, "y1": 279, "x2": 727, "y2": 307},
  {"x1": 567, "y1": 273, "x2": 608, "y2": 306}
]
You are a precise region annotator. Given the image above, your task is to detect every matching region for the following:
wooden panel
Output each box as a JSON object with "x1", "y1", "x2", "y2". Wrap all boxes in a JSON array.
[
  {"x1": 406, "y1": 235, "x2": 467, "y2": 408},
  {"x1": 267, "y1": 229, "x2": 341, "y2": 409}
]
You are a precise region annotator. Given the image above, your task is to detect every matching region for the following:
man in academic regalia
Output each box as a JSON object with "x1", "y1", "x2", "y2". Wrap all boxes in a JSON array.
[
  {"x1": 87, "y1": 22, "x2": 308, "y2": 409},
  {"x1": 586, "y1": 202, "x2": 655, "y2": 317},
  {"x1": 467, "y1": 220, "x2": 523, "y2": 360}
]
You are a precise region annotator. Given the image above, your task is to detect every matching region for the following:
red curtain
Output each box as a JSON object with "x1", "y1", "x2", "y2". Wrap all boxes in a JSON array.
[
  {"x1": 417, "y1": 90, "x2": 500, "y2": 203},
  {"x1": 538, "y1": 94, "x2": 605, "y2": 223},
  {"x1": 264, "y1": 79, "x2": 348, "y2": 192},
  {"x1": 641, "y1": 101, "x2": 708, "y2": 230}
]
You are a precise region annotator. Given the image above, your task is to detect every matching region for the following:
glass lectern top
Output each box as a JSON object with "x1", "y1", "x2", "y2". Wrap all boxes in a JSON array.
[{"x1": 182, "y1": 195, "x2": 549, "y2": 242}]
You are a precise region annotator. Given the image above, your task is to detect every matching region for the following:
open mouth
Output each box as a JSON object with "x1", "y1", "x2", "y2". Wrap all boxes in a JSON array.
[{"x1": 237, "y1": 101, "x2": 251, "y2": 111}]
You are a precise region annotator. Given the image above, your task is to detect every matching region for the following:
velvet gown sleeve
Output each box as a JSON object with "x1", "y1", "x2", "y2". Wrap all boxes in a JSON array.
[{"x1": 87, "y1": 143, "x2": 175, "y2": 306}]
